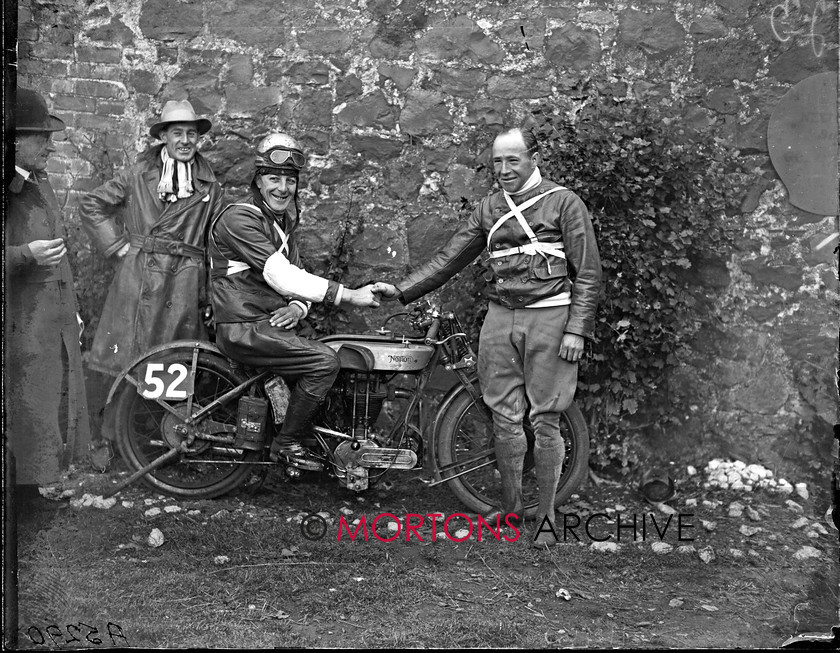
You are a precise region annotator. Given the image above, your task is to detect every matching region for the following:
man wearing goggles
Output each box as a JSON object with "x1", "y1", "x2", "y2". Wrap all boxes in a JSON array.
[{"x1": 208, "y1": 133, "x2": 381, "y2": 462}]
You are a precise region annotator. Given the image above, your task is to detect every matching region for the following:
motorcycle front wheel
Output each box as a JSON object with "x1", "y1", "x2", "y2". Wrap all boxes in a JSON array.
[
  {"x1": 114, "y1": 350, "x2": 263, "y2": 499},
  {"x1": 435, "y1": 387, "x2": 589, "y2": 519}
]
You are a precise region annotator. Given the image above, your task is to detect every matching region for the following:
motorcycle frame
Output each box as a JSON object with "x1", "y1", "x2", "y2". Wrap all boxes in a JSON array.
[{"x1": 101, "y1": 316, "x2": 496, "y2": 487}]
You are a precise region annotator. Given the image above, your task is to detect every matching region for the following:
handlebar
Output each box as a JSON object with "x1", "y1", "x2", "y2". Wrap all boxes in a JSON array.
[{"x1": 423, "y1": 318, "x2": 441, "y2": 346}]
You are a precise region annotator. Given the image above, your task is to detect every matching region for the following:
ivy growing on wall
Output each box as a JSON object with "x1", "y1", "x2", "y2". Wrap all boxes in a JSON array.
[{"x1": 456, "y1": 88, "x2": 747, "y2": 472}]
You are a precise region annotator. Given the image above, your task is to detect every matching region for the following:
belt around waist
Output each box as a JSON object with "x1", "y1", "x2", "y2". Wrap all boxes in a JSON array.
[
  {"x1": 129, "y1": 234, "x2": 204, "y2": 259},
  {"x1": 15, "y1": 271, "x2": 64, "y2": 284}
]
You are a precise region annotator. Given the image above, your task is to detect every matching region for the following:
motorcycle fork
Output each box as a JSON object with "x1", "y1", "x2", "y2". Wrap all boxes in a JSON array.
[{"x1": 423, "y1": 360, "x2": 496, "y2": 487}]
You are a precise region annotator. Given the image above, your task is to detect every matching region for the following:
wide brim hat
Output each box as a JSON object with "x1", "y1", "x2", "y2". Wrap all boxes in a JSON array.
[
  {"x1": 149, "y1": 100, "x2": 212, "y2": 139},
  {"x1": 15, "y1": 87, "x2": 65, "y2": 132}
]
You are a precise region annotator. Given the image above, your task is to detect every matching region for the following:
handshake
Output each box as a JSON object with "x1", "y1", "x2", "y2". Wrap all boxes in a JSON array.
[
  {"x1": 270, "y1": 282, "x2": 399, "y2": 329},
  {"x1": 344, "y1": 282, "x2": 399, "y2": 308}
]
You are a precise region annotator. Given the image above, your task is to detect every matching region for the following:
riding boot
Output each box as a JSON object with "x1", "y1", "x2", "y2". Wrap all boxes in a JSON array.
[
  {"x1": 482, "y1": 438, "x2": 526, "y2": 528},
  {"x1": 269, "y1": 388, "x2": 322, "y2": 462},
  {"x1": 530, "y1": 440, "x2": 565, "y2": 548}
]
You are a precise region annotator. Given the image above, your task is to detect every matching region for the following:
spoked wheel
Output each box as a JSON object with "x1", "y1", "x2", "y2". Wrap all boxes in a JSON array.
[
  {"x1": 436, "y1": 387, "x2": 589, "y2": 519},
  {"x1": 114, "y1": 350, "x2": 263, "y2": 499}
]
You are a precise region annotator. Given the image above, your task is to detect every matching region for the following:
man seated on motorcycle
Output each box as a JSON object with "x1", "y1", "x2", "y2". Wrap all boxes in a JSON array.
[{"x1": 208, "y1": 132, "x2": 380, "y2": 462}]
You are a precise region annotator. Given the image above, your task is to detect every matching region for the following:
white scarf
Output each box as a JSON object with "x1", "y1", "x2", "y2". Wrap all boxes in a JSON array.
[
  {"x1": 157, "y1": 148, "x2": 194, "y2": 202},
  {"x1": 505, "y1": 166, "x2": 543, "y2": 197}
]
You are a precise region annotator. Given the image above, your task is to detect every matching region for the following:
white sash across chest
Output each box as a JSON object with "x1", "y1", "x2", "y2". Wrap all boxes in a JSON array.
[
  {"x1": 487, "y1": 187, "x2": 567, "y2": 274},
  {"x1": 211, "y1": 203, "x2": 290, "y2": 276}
]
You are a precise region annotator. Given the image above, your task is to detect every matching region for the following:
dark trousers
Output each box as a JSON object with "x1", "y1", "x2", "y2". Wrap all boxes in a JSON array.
[{"x1": 215, "y1": 320, "x2": 340, "y2": 400}]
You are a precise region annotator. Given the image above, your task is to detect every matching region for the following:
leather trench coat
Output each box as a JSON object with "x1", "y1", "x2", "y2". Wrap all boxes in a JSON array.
[
  {"x1": 80, "y1": 145, "x2": 223, "y2": 375},
  {"x1": 5, "y1": 171, "x2": 91, "y2": 484},
  {"x1": 398, "y1": 180, "x2": 601, "y2": 339}
]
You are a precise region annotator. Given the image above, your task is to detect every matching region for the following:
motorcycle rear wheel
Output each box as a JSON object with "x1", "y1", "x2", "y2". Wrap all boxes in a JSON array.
[
  {"x1": 114, "y1": 350, "x2": 263, "y2": 499},
  {"x1": 436, "y1": 387, "x2": 589, "y2": 519}
]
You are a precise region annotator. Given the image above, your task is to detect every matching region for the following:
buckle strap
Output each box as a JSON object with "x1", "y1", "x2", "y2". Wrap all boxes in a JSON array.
[
  {"x1": 488, "y1": 187, "x2": 566, "y2": 274},
  {"x1": 489, "y1": 242, "x2": 565, "y2": 258},
  {"x1": 209, "y1": 258, "x2": 249, "y2": 277},
  {"x1": 129, "y1": 234, "x2": 204, "y2": 259}
]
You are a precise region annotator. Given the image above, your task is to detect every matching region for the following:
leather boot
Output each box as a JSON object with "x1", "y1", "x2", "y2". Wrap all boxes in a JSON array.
[
  {"x1": 269, "y1": 388, "x2": 322, "y2": 462},
  {"x1": 481, "y1": 438, "x2": 526, "y2": 528},
  {"x1": 530, "y1": 441, "x2": 565, "y2": 548}
]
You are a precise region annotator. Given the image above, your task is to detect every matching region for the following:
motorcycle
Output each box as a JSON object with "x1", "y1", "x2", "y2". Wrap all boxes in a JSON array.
[{"x1": 101, "y1": 302, "x2": 589, "y2": 518}]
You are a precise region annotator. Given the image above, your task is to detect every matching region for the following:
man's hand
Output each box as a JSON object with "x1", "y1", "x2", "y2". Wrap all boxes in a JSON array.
[
  {"x1": 29, "y1": 238, "x2": 66, "y2": 266},
  {"x1": 270, "y1": 304, "x2": 305, "y2": 329},
  {"x1": 342, "y1": 285, "x2": 382, "y2": 308},
  {"x1": 370, "y1": 282, "x2": 399, "y2": 301},
  {"x1": 558, "y1": 333, "x2": 585, "y2": 363},
  {"x1": 202, "y1": 304, "x2": 214, "y2": 329},
  {"x1": 115, "y1": 242, "x2": 130, "y2": 258}
]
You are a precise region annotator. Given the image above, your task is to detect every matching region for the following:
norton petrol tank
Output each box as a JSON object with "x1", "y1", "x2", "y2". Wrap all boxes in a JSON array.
[{"x1": 321, "y1": 334, "x2": 435, "y2": 372}]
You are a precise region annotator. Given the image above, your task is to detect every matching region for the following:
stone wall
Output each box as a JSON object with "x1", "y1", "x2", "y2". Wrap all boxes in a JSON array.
[{"x1": 14, "y1": 0, "x2": 840, "y2": 484}]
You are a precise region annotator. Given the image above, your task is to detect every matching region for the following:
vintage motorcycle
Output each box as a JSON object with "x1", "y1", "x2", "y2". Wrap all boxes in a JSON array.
[{"x1": 102, "y1": 302, "x2": 589, "y2": 518}]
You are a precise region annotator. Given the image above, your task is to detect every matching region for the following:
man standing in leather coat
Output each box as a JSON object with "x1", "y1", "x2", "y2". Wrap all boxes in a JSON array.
[
  {"x1": 5, "y1": 88, "x2": 91, "y2": 507},
  {"x1": 80, "y1": 100, "x2": 223, "y2": 376},
  {"x1": 208, "y1": 133, "x2": 381, "y2": 463},
  {"x1": 374, "y1": 127, "x2": 601, "y2": 546}
]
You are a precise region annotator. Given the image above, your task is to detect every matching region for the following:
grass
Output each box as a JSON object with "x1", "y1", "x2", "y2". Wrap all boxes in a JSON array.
[{"x1": 10, "y1": 463, "x2": 839, "y2": 649}]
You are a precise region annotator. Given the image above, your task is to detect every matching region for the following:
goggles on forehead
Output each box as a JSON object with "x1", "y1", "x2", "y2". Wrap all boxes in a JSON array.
[{"x1": 257, "y1": 146, "x2": 306, "y2": 170}]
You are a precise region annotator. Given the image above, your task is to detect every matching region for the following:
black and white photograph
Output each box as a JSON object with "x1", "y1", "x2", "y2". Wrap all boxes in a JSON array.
[{"x1": 3, "y1": 0, "x2": 839, "y2": 648}]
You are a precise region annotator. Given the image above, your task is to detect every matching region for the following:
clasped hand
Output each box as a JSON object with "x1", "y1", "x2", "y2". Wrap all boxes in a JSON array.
[
  {"x1": 370, "y1": 282, "x2": 399, "y2": 301},
  {"x1": 270, "y1": 283, "x2": 386, "y2": 330}
]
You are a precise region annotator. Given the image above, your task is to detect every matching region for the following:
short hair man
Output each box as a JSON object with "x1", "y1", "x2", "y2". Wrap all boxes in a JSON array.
[
  {"x1": 80, "y1": 100, "x2": 223, "y2": 376},
  {"x1": 374, "y1": 127, "x2": 602, "y2": 546},
  {"x1": 5, "y1": 88, "x2": 91, "y2": 508},
  {"x1": 208, "y1": 132, "x2": 381, "y2": 462}
]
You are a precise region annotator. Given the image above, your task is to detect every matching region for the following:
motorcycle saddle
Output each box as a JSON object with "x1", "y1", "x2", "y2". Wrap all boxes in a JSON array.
[{"x1": 332, "y1": 343, "x2": 376, "y2": 372}]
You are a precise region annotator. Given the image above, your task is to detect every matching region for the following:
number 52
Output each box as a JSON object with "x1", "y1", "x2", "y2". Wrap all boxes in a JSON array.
[{"x1": 140, "y1": 362, "x2": 193, "y2": 399}]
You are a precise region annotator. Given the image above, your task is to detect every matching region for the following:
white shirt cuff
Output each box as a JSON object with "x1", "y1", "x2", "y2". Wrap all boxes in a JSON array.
[{"x1": 289, "y1": 300, "x2": 310, "y2": 319}]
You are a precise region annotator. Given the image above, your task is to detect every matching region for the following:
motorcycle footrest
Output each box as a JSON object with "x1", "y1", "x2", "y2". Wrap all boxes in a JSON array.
[
  {"x1": 357, "y1": 448, "x2": 417, "y2": 469},
  {"x1": 285, "y1": 456, "x2": 324, "y2": 472}
]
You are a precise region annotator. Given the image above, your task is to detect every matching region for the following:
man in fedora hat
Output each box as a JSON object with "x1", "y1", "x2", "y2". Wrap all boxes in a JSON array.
[
  {"x1": 5, "y1": 87, "x2": 92, "y2": 509},
  {"x1": 80, "y1": 99, "x2": 223, "y2": 376}
]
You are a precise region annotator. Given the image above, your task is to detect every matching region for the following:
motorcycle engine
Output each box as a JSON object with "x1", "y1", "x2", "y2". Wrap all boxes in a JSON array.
[
  {"x1": 337, "y1": 372, "x2": 388, "y2": 438},
  {"x1": 334, "y1": 440, "x2": 379, "y2": 491}
]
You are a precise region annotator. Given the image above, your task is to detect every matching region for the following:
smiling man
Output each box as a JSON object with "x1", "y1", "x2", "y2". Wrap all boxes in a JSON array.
[
  {"x1": 373, "y1": 126, "x2": 601, "y2": 547},
  {"x1": 80, "y1": 100, "x2": 223, "y2": 376},
  {"x1": 208, "y1": 133, "x2": 381, "y2": 463}
]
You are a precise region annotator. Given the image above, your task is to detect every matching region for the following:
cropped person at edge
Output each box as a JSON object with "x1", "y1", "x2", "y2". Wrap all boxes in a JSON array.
[
  {"x1": 5, "y1": 88, "x2": 93, "y2": 510},
  {"x1": 373, "y1": 127, "x2": 602, "y2": 547}
]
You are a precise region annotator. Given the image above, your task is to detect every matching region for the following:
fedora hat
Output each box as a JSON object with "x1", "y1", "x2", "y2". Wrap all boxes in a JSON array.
[
  {"x1": 15, "y1": 88, "x2": 65, "y2": 132},
  {"x1": 149, "y1": 100, "x2": 212, "y2": 139}
]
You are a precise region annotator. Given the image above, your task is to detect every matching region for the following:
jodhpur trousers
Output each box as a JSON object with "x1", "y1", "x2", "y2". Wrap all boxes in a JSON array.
[{"x1": 477, "y1": 302, "x2": 578, "y2": 449}]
